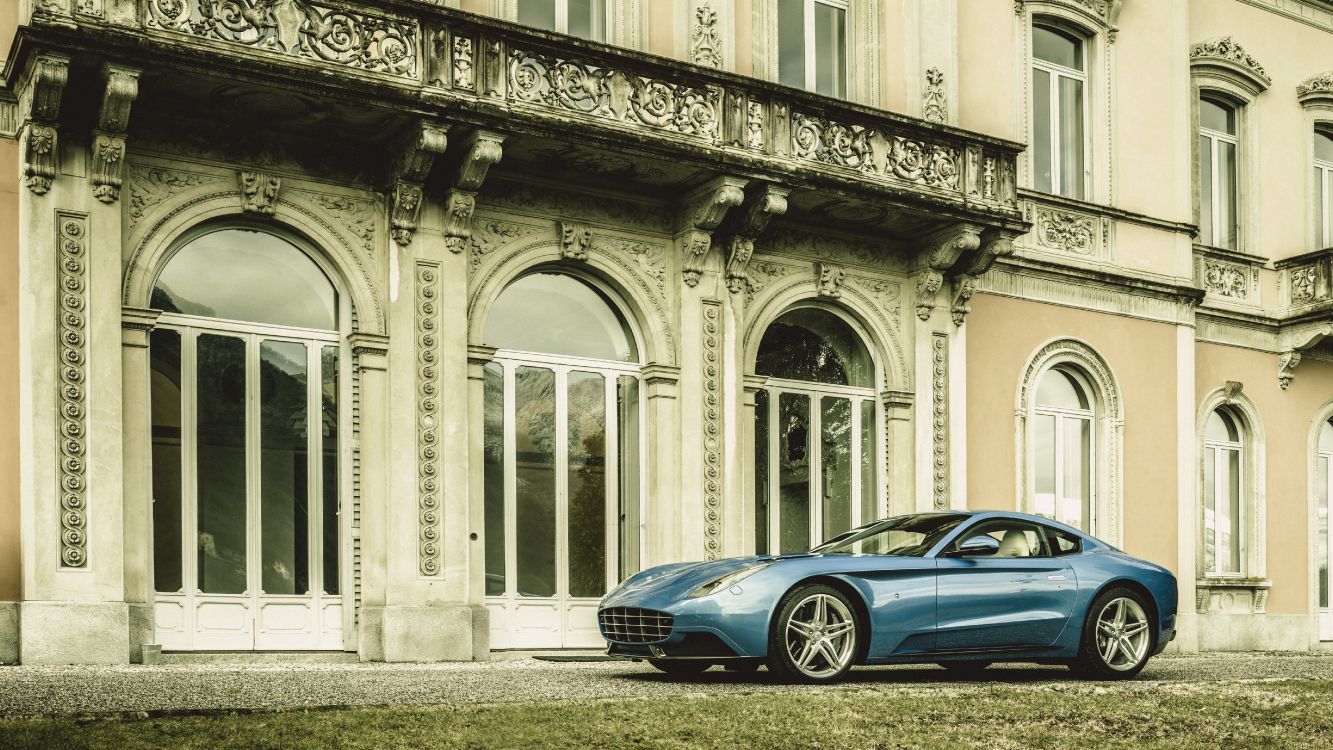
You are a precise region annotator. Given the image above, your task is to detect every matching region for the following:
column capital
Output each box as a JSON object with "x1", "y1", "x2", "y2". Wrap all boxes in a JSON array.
[{"x1": 349, "y1": 332, "x2": 391, "y2": 371}]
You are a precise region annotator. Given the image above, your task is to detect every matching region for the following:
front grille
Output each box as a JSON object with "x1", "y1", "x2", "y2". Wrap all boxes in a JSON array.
[{"x1": 598, "y1": 607, "x2": 674, "y2": 644}]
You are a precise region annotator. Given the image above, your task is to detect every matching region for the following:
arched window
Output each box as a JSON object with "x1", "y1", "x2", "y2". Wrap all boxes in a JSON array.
[
  {"x1": 754, "y1": 306, "x2": 878, "y2": 554},
  {"x1": 482, "y1": 272, "x2": 643, "y2": 649},
  {"x1": 1199, "y1": 95, "x2": 1240, "y2": 250},
  {"x1": 149, "y1": 226, "x2": 344, "y2": 651},
  {"x1": 1032, "y1": 21, "x2": 1088, "y2": 199},
  {"x1": 1032, "y1": 367, "x2": 1094, "y2": 530},
  {"x1": 1203, "y1": 408, "x2": 1244, "y2": 576},
  {"x1": 1315, "y1": 129, "x2": 1333, "y2": 249},
  {"x1": 1316, "y1": 419, "x2": 1332, "y2": 639}
]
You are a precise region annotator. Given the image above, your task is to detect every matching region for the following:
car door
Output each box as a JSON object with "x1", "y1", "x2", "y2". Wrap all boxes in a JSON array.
[{"x1": 933, "y1": 519, "x2": 1078, "y2": 651}]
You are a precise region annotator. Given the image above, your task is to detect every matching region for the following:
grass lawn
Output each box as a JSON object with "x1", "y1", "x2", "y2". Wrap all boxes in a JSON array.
[{"x1": 1, "y1": 679, "x2": 1330, "y2": 749}]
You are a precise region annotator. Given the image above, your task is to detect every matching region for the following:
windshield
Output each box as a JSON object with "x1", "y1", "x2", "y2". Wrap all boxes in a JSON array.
[{"x1": 811, "y1": 513, "x2": 969, "y2": 556}]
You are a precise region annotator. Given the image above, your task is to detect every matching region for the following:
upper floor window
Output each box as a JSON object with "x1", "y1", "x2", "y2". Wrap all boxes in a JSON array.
[
  {"x1": 1199, "y1": 95, "x2": 1240, "y2": 250},
  {"x1": 777, "y1": 0, "x2": 847, "y2": 98},
  {"x1": 1203, "y1": 408, "x2": 1244, "y2": 576},
  {"x1": 1316, "y1": 129, "x2": 1333, "y2": 249},
  {"x1": 517, "y1": 0, "x2": 606, "y2": 41},
  {"x1": 1031, "y1": 22, "x2": 1087, "y2": 200},
  {"x1": 1032, "y1": 366, "x2": 1094, "y2": 531}
]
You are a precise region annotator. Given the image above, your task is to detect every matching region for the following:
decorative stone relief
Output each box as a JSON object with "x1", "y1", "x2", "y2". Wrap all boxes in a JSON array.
[
  {"x1": 416, "y1": 262, "x2": 442, "y2": 576},
  {"x1": 91, "y1": 66, "x2": 139, "y2": 204},
  {"x1": 1035, "y1": 208, "x2": 1095, "y2": 255},
  {"x1": 791, "y1": 113, "x2": 962, "y2": 192},
  {"x1": 484, "y1": 178, "x2": 671, "y2": 233},
  {"x1": 1014, "y1": 0, "x2": 1121, "y2": 24},
  {"x1": 1291, "y1": 265, "x2": 1318, "y2": 305},
  {"x1": 915, "y1": 271, "x2": 944, "y2": 322},
  {"x1": 1202, "y1": 259, "x2": 1251, "y2": 300},
  {"x1": 815, "y1": 261, "x2": 846, "y2": 298},
  {"x1": 303, "y1": 191, "x2": 378, "y2": 256},
  {"x1": 559, "y1": 221, "x2": 593, "y2": 260},
  {"x1": 468, "y1": 218, "x2": 544, "y2": 271},
  {"x1": 1189, "y1": 36, "x2": 1270, "y2": 92},
  {"x1": 914, "y1": 224, "x2": 981, "y2": 320},
  {"x1": 239, "y1": 170, "x2": 281, "y2": 216},
  {"x1": 1279, "y1": 350, "x2": 1301, "y2": 390},
  {"x1": 509, "y1": 50, "x2": 722, "y2": 144},
  {"x1": 746, "y1": 101, "x2": 764, "y2": 151},
  {"x1": 145, "y1": 0, "x2": 420, "y2": 79},
  {"x1": 443, "y1": 130, "x2": 504, "y2": 253},
  {"x1": 723, "y1": 184, "x2": 788, "y2": 295},
  {"x1": 597, "y1": 237, "x2": 668, "y2": 293},
  {"x1": 21, "y1": 55, "x2": 68, "y2": 195},
  {"x1": 691, "y1": 4, "x2": 723, "y2": 69},
  {"x1": 950, "y1": 275, "x2": 977, "y2": 326},
  {"x1": 931, "y1": 333, "x2": 949, "y2": 511},
  {"x1": 761, "y1": 226, "x2": 906, "y2": 273},
  {"x1": 389, "y1": 123, "x2": 449, "y2": 247},
  {"x1": 678, "y1": 177, "x2": 746, "y2": 286},
  {"x1": 922, "y1": 68, "x2": 947, "y2": 124},
  {"x1": 453, "y1": 34, "x2": 475, "y2": 90},
  {"x1": 701, "y1": 300, "x2": 723, "y2": 560},
  {"x1": 57, "y1": 212, "x2": 90, "y2": 568},
  {"x1": 742, "y1": 260, "x2": 797, "y2": 303},
  {"x1": 1298, "y1": 71, "x2": 1333, "y2": 107}
]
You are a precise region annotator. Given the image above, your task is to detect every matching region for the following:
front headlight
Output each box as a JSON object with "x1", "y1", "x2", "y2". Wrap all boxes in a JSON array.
[{"x1": 687, "y1": 562, "x2": 773, "y2": 598}]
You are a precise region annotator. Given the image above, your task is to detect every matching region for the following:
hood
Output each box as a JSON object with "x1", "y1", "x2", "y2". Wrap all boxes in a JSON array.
[{"x1": 604, "y1": 555, "x2": 783, "y2": 603}]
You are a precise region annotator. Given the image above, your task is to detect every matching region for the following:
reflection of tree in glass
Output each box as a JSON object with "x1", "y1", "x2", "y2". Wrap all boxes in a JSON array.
[
  {"x1": 567, "y1": 374, "x2": 606, "y2": 598},
  {"x1": 756, "y1": 308, "x2": 873, "y2": 387},
  {"x1": 259, "y1": 343, "x2": 309, "y2": 596}
]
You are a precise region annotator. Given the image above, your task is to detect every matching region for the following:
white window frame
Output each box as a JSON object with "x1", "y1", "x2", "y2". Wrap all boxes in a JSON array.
[
  {"x1": 1031, "y1": 22, "x2": 1090, "y2": 200},
  {"x1": 1031, "y1": 367, "x2": 1096, "y2": 532},
  {"x1": 1202, "y1": 411, "x2": 1245, "y2": 577},
  {"x1": 502, "y1": 0, "x2": 621, "y2": 44},
  {"x1": 1316, "y1": 428, "x2": 1331, "y2": 639},
  {"x1": 784, "y1": 0, "x2": 849, "y2": 98},
  {"x1": 1199, "y1": 96, "x2": 1241, "y2": 251},
  {"x1": 1316, "y1": 130, "x2": 1333, "y2": 249}
]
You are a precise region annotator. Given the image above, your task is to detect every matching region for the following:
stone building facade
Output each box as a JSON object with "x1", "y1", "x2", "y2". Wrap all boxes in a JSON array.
[{"x1": 0, "y1": 0, "x2": 1331, "y2": 663}]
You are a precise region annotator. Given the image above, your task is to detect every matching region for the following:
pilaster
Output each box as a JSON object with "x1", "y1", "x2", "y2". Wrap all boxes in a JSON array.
[{"x1": 120, "y1": 306, "x2": 160, "y2": 663}]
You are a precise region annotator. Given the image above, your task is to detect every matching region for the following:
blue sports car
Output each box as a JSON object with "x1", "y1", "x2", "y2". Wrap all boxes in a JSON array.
[{"x1": 598, "y1": 511, "x2": 1177, "y2": 682}]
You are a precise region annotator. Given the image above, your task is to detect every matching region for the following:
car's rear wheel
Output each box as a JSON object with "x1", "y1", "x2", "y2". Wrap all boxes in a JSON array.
[
  {"x1": 1070, "y1": 587, "x2": 1154, "y2": 680},
  {"x1": 647, "y1": 659, "x2": 712, "y2": 678},
  {"x1": 767, "y1": 584, "x2": 859, "y2": 684},
  {"x1": 935, "y1": 660, "x2": 992, "y2": 676}
]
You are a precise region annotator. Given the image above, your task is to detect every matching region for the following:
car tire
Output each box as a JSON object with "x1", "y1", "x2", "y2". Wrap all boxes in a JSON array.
[
  {"x1": 647, "y1": 659, "x2": 712, "y2": 678},
  {"x1": 767, "y1": 583, "x2": 860, "y2": 684},
  {"x1": 1070, "y1": 587, "x2": 1155, "y2": 680},
  {"x1": 935, "y1": 660, "x2": 992, "y2": 676}
]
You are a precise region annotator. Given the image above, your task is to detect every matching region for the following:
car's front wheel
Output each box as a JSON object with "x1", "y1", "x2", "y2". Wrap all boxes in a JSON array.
[
  {"x1": 1070, "y1": 587, "x2": 1154, "y2": 679},
  {"x1": 767, "y1": 584, "x2": 859, "y2": 683},
  {"x1": 647, "y1": 659, "x2": 712, "y2": 678}
]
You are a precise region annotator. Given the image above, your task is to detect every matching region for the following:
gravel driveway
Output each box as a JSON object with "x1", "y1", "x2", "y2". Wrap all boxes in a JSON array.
[{"x1": 1, "y1": 652, "x2": 1330, "y2": 717}]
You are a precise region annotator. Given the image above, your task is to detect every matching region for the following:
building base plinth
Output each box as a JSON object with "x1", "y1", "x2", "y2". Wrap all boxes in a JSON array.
[
  {"x1": 1195, "y1": 613, "x2": 1310, "y2": 652},
  {"x1": 20, "y1": 601, "x2": 129, "y2": 665},
  {"x1": 127, "y1": 602, "x2": 154, "y2": 663},
  {"x1": 362, "y1": 605, "x2": 489, "y2": 662},
  {"x1": 0, "y1": 602, "x2": 17, "y2": 664}
]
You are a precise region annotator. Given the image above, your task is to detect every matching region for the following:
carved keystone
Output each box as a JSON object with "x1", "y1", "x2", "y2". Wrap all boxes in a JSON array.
[
  {"x1": 390, "y1": 122, "x2": 449, "y2": 246},
  {"x1": 442, "y1": 129, "x2": 504, "y2": 253},
  {"x1": 239, "y1": 170, "x2": 282, "y2": 216},
  {"x1": 677, "y1": 176, "x2": 747, "y2": 287},
  {"x1": 20, "y1": 55, "x2": 69, "y2": 195},
  {"x1": 559, "y1": 221, "x2": 592, "y2": 260},
  {"x1": 815, "y1": 261, "x2": 846, "y2": 298},
  {"x1": 91, "y1": 65, "x2": 141, "y2": 204},
  {"x1": 724, "y1": 184, "x2": 789, "y2": 295}
]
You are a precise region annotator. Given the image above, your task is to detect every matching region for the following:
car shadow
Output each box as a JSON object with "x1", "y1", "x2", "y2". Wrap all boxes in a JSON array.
[{"x1": 614, "y1": 663, "x2": 1085, "y2": 686}]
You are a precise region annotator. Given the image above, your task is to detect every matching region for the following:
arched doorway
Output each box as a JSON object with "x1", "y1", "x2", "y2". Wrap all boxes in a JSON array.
[
  {"x1": 149, "y1": 226, "x2": 346, "y2": 650},
  {"x1": 482, "y1": 272, "x2": 644, "y2": 648},
  {"x1": 754, "y1": 306, "x2": 880, "y2": 554}
]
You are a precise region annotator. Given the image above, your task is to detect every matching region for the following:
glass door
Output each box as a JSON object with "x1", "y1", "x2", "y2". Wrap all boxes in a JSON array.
[
  {"x1": 151, "y1": 322, "x2": 344, "y2": 650},
  {"x1": 484, "y1": 353, "x2": 643, "y2": 648},
  {"x1": 1318, "y1": 422, "x2": 1331, "y2": 641}
]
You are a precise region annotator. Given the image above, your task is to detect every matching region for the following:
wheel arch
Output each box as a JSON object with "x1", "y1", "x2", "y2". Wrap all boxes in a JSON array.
[
  {"x1": 1088, "y1": 578, "x2": 1161, "y2": 646},
  {"x1": 770, "y1": 575, "x2": 875, "y2": 665}
]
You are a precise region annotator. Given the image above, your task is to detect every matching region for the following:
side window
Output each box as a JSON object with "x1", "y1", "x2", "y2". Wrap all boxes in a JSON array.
[
  {"x1": 952, "y1": 521, "x2": 1051, "y2": 559},
  {"x1": 1045, "y1": 527, "x2": 1082, "y2": 556}
]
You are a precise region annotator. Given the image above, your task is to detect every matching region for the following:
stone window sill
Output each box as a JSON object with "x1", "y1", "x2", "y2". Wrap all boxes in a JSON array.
[{"x1": 1195, "y1": 577, "x2": 1272, "y2": 614}]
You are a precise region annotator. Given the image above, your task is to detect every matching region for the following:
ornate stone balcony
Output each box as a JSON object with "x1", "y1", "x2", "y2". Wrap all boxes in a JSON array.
[{"x1": 7, "y1": 0, "x2": 1025, "y2": 240}]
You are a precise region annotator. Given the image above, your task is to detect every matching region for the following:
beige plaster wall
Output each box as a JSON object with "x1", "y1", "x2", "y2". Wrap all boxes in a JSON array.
[
  {"x1": 0, "y1": 137, "x2": 19, "y2": 602},
  {"x1": 1190, "y1": 0, "x2": 1333, "y2": 260},
  {"x1": 1196, "y1": 342, "x2": 1333, "y2": 616},
  {"x1": 647, "y1": 0, "x2": 675, "y2": 58},
  {"x1": 879, "y1": 0, "x2": 907, "y2": 116},
  {"x1": 957, "y1": 0, "x2": 1018, "y2": 141},
  {"x1": 459, "y1": 0, "x2": 487, "y2": 16},
  {"x1": 965, "y1": 293, "x2": 1180, "y2": 572}
]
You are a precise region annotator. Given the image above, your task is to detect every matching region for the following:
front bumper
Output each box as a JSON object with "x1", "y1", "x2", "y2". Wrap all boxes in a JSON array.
[{"x1": 604, "y1": 631, "x2": 745, "y2": 660}]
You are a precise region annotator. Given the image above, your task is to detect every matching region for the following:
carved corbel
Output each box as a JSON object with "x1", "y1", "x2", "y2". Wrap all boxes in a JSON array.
[
  {"x1": 914, "y1": 223, "x2": 981, "y2": 321},
  {"x1": 954, "y1": 229, "x2": 1018, "y2": 277},
  {"x1": 390, "y1": 123, "x2": 449, "y2": 246},
  {"x1": 678, "y1": 176, "x2": 747, "y2": 286},
  {"x1": 950, "y1": 275, "x2": 977, "y2": 326},
  {"x1": 1278, "y1": 350, "x2": 1301, "y2": 390},
  {"x1": 91, "y1": 65, "x2": 141, "y2": 204},
  {"x1": 442, "y1": 129, "x2": 504, "y2": 253},
  {"x1": 20, "y1": 55, "x2": 70, "y2": 195},
  {"x1": 239, "y1": 170, "x2": 282, "y2": 216},
  {"x1": 724, "y1": 184, "x2": 789, "y2": 295},
  {"x1": 559, "y1": 221, "x2": 592, "y2": 261},
  {"x1": 1276, "y1": 324, "x2": 1333, "y2": 390},
  {"x1": 815, "y1": 261, "x2": 846, "y2": 298}
]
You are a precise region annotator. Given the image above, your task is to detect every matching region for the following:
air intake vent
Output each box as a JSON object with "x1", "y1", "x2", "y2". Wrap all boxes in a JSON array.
[{"x1": 598, "y1": 607, "x2": 674, "y2": 644}]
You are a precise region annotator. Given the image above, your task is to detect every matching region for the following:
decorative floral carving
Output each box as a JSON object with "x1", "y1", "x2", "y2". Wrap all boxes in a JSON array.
[
  {"x1": 509, "y1": 50, "x2": 721, "y2": 144},
  {"x1": 982, "y1": 158, "x2": 997, "y2": 200},
  {"x1": 91, "y1": 66, "x2": 139, "y2": 204},
  {"x1": 885, "y1": 137, "x2": 960, "y2": 189},
  {"x1": 598, "y1": 237, "x2": 668, "y2": 293},
  {"x1": 127, "y1": 165, "x2": 226, "y2": 229},
  {"x1": 931, "y1": 333, "x2": 948, "y2": 510},
  {"x1": 57, "y1": 213, "x2": 89, "y2": 568},
  {"x1": 1035, "y1": 209, "x2": 1095, "y2": 254},
  {"x1": 743, "y1": 260, "x2": 796, "y2": 302},
  {"x1": 453, "y1": 34, "x2": 475, "y2": 90},
  {"x1": 790, "y1": 114, "x2": 964, "y2": 192},
  {"x1": 1189, "y1": 36, "x2": 1267, "y2": 80},
  {"x1": 815, "y1": 261, "x2": 846, "y2": 298},
  {"x1": 239, "y1": 170, "x2": 281, "y2": 216},
  {"x1": 746, "y1": 101, "x2": 764, "y2": 151},
  {"x1": 559, "y1": 220, "x2": 593, "y2": 260},
  {"x1": 1291, "y1": 265, "x2": 1318, "y2": 305},
  {"x1": 951, "y1": 275, "x2": 977, "y2": 326},
  {"x1": 922, "y1": 67, "x2": 947, "y2": 124},
  {"x1": 22, "y1": 56, "x2": 68, "y2": 194},
  {"x1": 702, "y1": 300, "x2": 723, "y2": 560},
  {"x1": 691, "y1": 3, "x2": 723, "y2": 69},
  {"x1": 23, "y1": 126, "x2": 57, "y2": 194},
  {"x1": 306, "y1": 192, "x2": 377, "y2": 255},
  {"x1": 146, "y1": 0, "x2": 419, "y2": 78},
  {"x1": 915, "y1": 270, "x2": 944, "y2": 321},
  {"x1": 1279, "y1": 349, "x2": 1301, "y2": 390},
  {"x1": 1203, "y1": 260, "x2": 1249, "y2": 300},
  {"x1": 761, "y1": 226, "x2": 906, "y2": 272},
  {"x1": 1298, "y1": 72, "x2": 1333, "y2": 99},
  {"x1": 417, "y1": 262, "x2": 442, "y2": 575},
  {"x1": 468, "y1": 218, "x2": 544, "y2": 271}
]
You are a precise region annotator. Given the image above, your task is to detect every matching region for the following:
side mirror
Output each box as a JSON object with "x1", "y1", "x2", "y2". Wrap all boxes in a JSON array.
[{"x1": 951, "y1": 535, "x2": 1000, "y2": 558}]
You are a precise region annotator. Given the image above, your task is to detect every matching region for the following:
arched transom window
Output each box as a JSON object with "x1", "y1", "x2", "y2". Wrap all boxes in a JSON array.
[
  {"x1": 754, "y1": 306, "x2": 879, "y2": 554},
  {"x1": 482, "y1": 272, "x2": 643, "y2": 649},
  {"x1": 1032, "y1": 367, "x2": 1095, "y2": 531}
]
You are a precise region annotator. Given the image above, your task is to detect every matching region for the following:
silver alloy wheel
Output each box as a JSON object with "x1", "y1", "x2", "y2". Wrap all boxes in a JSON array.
[
  {"x1": 784, "y1": 592, "x2": 856, "y2": 679},
  {"x1": 1095, "y1": 596, "x2": 1151, "y2": 671}
]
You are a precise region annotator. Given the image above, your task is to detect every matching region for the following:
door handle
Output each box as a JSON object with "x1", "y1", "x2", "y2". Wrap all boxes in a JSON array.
[{"x1": 1047, "y1": 575, "x2": 1067, "y2": 581}]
